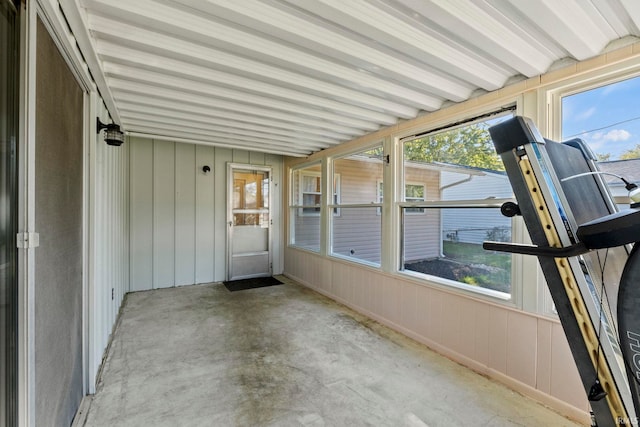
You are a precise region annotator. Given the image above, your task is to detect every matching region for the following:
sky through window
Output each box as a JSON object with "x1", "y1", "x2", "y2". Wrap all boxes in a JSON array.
[{"x1": 562, "y1": 76, "x2": 640, "y2": 161}]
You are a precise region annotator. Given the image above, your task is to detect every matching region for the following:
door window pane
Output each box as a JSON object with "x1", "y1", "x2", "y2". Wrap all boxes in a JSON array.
[{"x1": 232, "y1": 170, "x2": 268, "y2": 226}]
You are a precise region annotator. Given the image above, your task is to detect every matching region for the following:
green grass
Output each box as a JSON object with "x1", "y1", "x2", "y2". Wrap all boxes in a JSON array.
[
  {"x1": 443, "y1": 241, "x2": 511, "y2": 293},
  {"x1": 443, "y1": 241, "x2": 511, "y2": 269}
]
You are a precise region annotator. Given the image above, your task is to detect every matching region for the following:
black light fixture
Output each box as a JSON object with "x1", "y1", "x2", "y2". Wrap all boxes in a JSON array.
[{"x1": 97, "y1": 118, "x2": 125, "y2": 146}]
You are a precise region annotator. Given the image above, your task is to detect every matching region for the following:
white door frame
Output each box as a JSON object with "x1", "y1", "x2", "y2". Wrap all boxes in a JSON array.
[{"x1": 227, "y1": 163, "x2": 273, "y2": 281}]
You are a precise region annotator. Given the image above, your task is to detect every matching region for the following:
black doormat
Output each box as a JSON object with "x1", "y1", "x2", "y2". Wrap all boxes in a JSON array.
[{"x1": 223, "y1": 276, "x2": 283, "y2": 292}]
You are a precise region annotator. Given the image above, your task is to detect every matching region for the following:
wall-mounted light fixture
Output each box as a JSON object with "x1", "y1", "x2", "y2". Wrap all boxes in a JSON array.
[
  {"x1": 202, "y1": 165, "x2": 211, "y2": 174},
  {"x1": 97, "y1": 118, "x2": 125, "y2": 146}
]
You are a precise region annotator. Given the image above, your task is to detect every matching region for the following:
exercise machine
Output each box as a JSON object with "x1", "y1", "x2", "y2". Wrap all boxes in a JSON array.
[{"x1": 484, "y1": 116, "x2": 640, "y2": 426}]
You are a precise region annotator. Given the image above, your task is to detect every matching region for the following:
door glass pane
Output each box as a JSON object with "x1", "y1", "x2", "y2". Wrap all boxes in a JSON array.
[
  {"x1": 0, "y1": 0, "x2": 18, "y2": 424},
  {"x1": 230, "y1": 168, "x2": 271, "y2": 280},
  {"x1": 232, "y1": 170, "x2": 269, "y2": 226}
]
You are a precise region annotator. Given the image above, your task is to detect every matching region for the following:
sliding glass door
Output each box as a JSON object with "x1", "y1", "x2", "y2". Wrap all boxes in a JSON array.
[{"x1": 0, "y1": 0, "x2": 19, "y2": 424}]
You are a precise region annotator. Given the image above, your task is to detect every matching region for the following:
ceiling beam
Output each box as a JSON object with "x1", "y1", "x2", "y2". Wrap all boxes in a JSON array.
[
  {"x1": 98, "y1": 53, "x2": 405, "y2": 123},
  {"x1": 127, "y1": 132, "x2": 308, "y2": 158},
  {"x1": 125, "y1": 125, "x2": 315, "y2": 157},
  {"x1": 107, "y1": 78, "x2": 382, "y2": 131},
  {"x1": 112, "y1": 92, "x2": 363, "y2": 138},
  {"x1": 275, "y1": 0, "x2": 510, "y2": 90},
  {"x1": 118, "y1": 105, "x2": 350, "y2": 143},
  {"x1": 120, "y1": 112, "x2": 336, "y2": 148},
  {"x1": 87, "y1": 14, "x2": 436, "y2": 113},
  {"x1": 84, "y1": 0, "x2": 454, "y2": 104}
]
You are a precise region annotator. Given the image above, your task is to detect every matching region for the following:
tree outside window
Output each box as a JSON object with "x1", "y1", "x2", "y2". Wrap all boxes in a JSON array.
[{"x1": 401, "y1": 114, "x2": 513, "y2": 297}]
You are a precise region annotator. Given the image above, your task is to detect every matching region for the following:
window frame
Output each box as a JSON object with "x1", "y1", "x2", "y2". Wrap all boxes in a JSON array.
[
  {"x1": 378, "y1": 180, "x2": 426, "y2": 215},
  {"x1": 298, "y1": 170, "x2": 322, "y2": 217},
  {"x1": 543, "y1": 69, "x2": 640, "y2": 317},
  {"x1": 404, "y1": 182, "x2": 426, "y2": 214},
  {"x1": 288, "y1": 161, "x2": 324, "y2": 251},
  {"x1": 328, "y1": 142, "x2": 384, "y2": 268},
  {"x1": 398, "y1": 110, "x2": 517, "y2": 301}
]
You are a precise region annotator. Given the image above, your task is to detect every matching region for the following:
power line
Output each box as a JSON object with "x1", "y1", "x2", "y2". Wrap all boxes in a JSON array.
[{"x1": 565, "y1": 115, "x2": 640, "y2": 139}]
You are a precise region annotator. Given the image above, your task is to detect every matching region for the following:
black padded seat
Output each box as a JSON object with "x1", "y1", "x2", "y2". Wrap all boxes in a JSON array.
[{"x1": 577, "y1": 208, "x2": 640, "y2": 249}]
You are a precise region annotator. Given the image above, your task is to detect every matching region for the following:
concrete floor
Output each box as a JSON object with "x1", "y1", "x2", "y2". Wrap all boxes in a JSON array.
[{"x1": 79, "y1": 277, "x2": 582, "y2": 426}]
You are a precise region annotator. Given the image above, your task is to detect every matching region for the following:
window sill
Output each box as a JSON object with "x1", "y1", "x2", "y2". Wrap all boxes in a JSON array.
[{"x1": 398, "y1": 269, "x2": 513, "y2": 302}]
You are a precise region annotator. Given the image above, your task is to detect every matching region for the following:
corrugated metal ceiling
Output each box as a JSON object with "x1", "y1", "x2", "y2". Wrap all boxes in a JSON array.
[{"x1": 64, "y1": 0, "x2": 640, "y2": 157}]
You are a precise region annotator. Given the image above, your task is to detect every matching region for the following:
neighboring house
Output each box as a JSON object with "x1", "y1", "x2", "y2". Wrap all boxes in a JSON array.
[
  {"x1": 441, "y1": 166, "x2": 512, "y2": 245},
  {"x1": 294, "y1": 159, "x2": 513, "y2": 263},
  {"x1": 293, "y1": 157, "x2": 442, "y2": 264},
  {"x1": 598, "y1": 159, "x2": 640, "y2": 200}
]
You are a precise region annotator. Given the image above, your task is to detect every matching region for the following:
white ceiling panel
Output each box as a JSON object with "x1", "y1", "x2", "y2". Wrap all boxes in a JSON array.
[{"x1": 57, "y1": 0, "x2": 640, "y2": 156}]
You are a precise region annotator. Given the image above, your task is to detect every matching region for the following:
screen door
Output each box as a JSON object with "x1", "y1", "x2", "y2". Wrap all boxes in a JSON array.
[
  {"x1": 227, "y1": 164, "x2": 272, "y2": 281},
  {"x1": 1, "y1": 0, "x2": 18, "y2": 424}
]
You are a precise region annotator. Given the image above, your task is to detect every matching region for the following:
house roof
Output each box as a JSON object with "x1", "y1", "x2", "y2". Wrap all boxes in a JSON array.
[
  {"x1": 599, "y1": 158, "x2": 640, "y2": 185},
  {"x1": 60, "y1": 1, "x2": 640, "y2": 157}
]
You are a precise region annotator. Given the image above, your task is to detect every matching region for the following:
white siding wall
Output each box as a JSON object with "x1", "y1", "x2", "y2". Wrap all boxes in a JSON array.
[
  {"x1": 129, "y1": 139, "x2": 283, "y2": 289},
  {"x1": 441, "y1": 172, "x2": 512, "y2": 244},
  {"x1": 332, "y1": 159, "x2": 381, "y2": 263},
  {"x1": 292, "y1": 214, "x2": 321, "y2": 250},
  {"x1": 88, "y1": 101, "x2": 130, "y2": 393},
  {"x1": 403, "y1": 168, "x2": 440, "y2": 262},
  {"x1": 290, "y1": 161, "x2": 441, "y2": 261},
  {"x1": 329, "y1": 160, "x2": 441, "y2": 263}
]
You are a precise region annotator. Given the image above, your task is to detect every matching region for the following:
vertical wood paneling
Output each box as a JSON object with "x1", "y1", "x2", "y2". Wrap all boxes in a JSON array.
[
  {"x1": 249, "y1": 151, "x2": 265, "y2": 165},
  {"x1": 551, "y1": 323, "x2": 587, "y2": 410},
  {"x1": 195, "y1": 145, "x2": 215, "y2": 283},
  {"x1": 415, "y1": 285, "x2": 431, "y2": 339},
  {"x1": 92, "y1": 126, "x2": 106, "y2": 391},
  {"x1": 488, "y1": 307, "x2": 508, "y2": 374},
  {"x1": 536, "y1": 319, "x2": 553, "y2": 394},
  {"x1": 121, "y1": 144, "x2": 129, "y2": 306},
  {"x1": 175, "y1": 144, "x2": 196, "y2": 286},
  {"x1": 127, "y1": 140, "x2": 283, "y2": 286},
  {"x1": 506, "y1": 312, "x2": 537, "y2": 387},
  {"x1": 473, "y1": 304, "x2": 490, "y2": 367},
  {"x1": 106, "y1": 149, "x2": 114, "y2": 330},
  {"x1": 153, "y1": 140, "x2": 176, "y2": 288},
  {"x1": 214, "y1": 147, "x2": 232, "y2": 281},
  {"x1": 89, "y1": 102, "x2": 130, "y2": 394},
  {"x1": 266, "y1": 154, "x2": 283, "y2": 274},
  {"x1": 129, "y1": 137, "x2": 154, "y2": 291},
  {"x1": 232, "y1": 149, "x2": 249, "y2": 164},
  {"x1": 453, "y1": 297, "x2": 476, "y2": 356},
  {"x1": 425, "y1": 287, "x2": 443, "y2": 343},
  {"x1": 440, "y1": 292, "x2": 461, "y2": 351}
]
